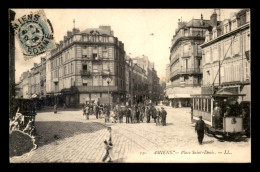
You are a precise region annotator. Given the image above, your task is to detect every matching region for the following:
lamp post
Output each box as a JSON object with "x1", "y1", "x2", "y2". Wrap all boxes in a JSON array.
[{"x1": 106, "y1": 66, "x2": 112, "y2": 108}]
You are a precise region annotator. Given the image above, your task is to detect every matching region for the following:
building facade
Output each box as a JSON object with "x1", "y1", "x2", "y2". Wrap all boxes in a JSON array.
[
  {"x1": 166, "y1": 16, "x2": 215, "y2": 107},
  {"x1": 46, "y1": 26, "x2": 126, "y2": 107},
  {"x1": 200, "y1": 9, "x2": 250, "y2": 103}
]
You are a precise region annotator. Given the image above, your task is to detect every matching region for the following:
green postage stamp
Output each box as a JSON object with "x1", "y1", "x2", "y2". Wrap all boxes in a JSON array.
[{"x1": 11, "y1": 10, "x2": 56, "y2": 60}]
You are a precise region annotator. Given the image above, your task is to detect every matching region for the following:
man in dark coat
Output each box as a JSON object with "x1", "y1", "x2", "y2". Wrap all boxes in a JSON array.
[
  {"x1": 195, "y1": 116, "x2": 205, "y2": 145},
  {"x1": 126, "y1": 108, "x2": 131, "y2": 124},
  {"x1": 160, "y1": 107, "x2": 167, "y2": 126},
  {"x1": 146, "y1": 106, "x2": 150, "y2": 123}
]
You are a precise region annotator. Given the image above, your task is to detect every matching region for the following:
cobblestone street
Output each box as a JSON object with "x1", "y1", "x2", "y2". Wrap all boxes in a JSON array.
[{"x1": 10, "y1": 106, "x2": 251, "y2": 163}]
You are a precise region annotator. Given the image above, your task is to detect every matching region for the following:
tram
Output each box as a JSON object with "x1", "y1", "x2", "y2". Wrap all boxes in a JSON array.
[{"x1": 191, "y1": 92, "x2": 249, "y2": 139}]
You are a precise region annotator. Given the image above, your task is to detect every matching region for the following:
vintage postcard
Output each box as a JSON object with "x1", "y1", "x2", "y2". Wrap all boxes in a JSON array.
[{"x1": 9, "y1": 8, "x2": 251, "y2": 163}]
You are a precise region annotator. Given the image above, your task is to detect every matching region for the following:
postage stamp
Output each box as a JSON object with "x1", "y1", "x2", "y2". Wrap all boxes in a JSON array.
[{"x1": 11, "y1": 10, "x2": 56, "y2": 60}]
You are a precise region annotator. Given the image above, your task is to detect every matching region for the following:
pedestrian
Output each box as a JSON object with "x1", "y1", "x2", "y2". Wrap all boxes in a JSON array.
[
  {"x1": 54, "y1": 104, "x2": 57, "y2": 114},
  {"x1": 83, "y1": 104, "x2": 86, "y2": 116},
  {"x1": 63, "y1": 103, "x2": 66, "y2": 110},
  {"x1": 161, "y1": 107, "x2": 167, "y2": 126},
  {"x1": 213, "y1": 102, "x2": 222, "y2": 129},
  {"x1": 195, "y1": 116, "x2": 205, "y2": 145},
  {"x1": 85, "y1": 105, "x2": 90, "y2": 120},
  {"x1": 156, "y1": 108, "x2": 161, "y2": 126},
  {"x1": 152, "y1": 106, "x2": 156, "y2": 123},
  {"x1": 146, "y1": 106, "x2": 150, "y2": 123},
  {"x1": 136, "y1": 106, "x2": 140, "y2": 123},
  {"x1": 140, "y1": 106, "x2": 144, "y2": 122},
  {"x1": 126, "y1": 107, "x2": 131, "y2": 124},
  {"x1": 131, "y1": 105, "x2": 136, "y2": 123},
  {"x1": 102, "y1": 127, "x2": 113, "y2": 163},
  {"x1": 118, "y1": 106, "x2": 123, "y2": 123}
]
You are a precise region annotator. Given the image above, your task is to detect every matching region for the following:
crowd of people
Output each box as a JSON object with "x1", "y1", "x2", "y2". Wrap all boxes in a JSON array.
[{"x1": 81, "y1": 103, "x2": 168, "y2": 126}]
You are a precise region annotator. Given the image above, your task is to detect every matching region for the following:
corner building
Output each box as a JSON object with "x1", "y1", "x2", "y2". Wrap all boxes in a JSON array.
[
  {"x1": 46, "y1": 26, "x2": 126, "y2": 107},
  {"x1": 166, "y1": 16, "x2": 214, "y2": 107}
]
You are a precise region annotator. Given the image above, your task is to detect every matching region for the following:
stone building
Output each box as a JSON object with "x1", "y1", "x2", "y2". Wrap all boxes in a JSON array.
[
  {"x1": 200, "y1": 9, "x2": 250, "y2": 103},
  {"x1": 45, "y1": 26, "x2": 126, "y2": 107},
  {"x1": 166, "y1": 15, "x2": 215, "y2": 107}
]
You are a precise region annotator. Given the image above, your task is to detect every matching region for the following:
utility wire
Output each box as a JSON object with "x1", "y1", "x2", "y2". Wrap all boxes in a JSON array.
[{"x1": 130, "y1": 9, "x2": 186, "y2": 56}]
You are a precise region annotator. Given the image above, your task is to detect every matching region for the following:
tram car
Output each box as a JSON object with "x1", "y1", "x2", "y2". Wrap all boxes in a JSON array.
[{"x1": 191, "y1": 92, "x2": 249, "y2": 139}]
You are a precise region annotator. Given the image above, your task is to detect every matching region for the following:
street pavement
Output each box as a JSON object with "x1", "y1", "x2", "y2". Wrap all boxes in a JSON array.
[{"x1": 10, "y1": 105, "x2": 251, "y2": 163}]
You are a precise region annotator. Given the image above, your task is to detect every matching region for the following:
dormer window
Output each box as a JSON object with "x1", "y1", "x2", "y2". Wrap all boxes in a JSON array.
[
  {"x1": 232, "y1": 19, "x2": 237, "y2": 30},
  {"x1": 212, "y1": 27, "x2": 217, "y2": 39}
]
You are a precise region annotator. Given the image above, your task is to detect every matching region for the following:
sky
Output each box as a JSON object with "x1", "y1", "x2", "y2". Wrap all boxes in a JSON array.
[{"x1": 12, "y1": 8, "x2": 242, "y2": 83}]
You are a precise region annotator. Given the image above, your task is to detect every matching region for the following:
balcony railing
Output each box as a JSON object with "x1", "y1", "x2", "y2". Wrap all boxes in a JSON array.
[
  {"x1": 80, "y1": 70, "x2": 92, "y2": 76},
  {"x1": 172, "y1": 33, "x2": 205, "y2": 48},
  {"x1": 170, "y1": 67, "x2": 202, "y2": 79},
  {"x1": 77, "y1": 86, "x2": 119, "y2": 92}
]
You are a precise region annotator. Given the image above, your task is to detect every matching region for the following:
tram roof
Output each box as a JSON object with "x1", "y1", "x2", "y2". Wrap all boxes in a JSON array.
[{"x1": 191, "y1": 93, "x2": 246, "y2": 98}]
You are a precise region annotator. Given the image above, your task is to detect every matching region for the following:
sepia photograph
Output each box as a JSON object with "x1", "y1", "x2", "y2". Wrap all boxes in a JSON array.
[{"x1": 9, "y1": 8, "x2": 251, "y2": 163}]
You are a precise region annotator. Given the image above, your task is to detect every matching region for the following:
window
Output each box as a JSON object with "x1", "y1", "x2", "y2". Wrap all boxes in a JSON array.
[
  {"x1": 208, "y1": 99, "x2": 211, "y2": 113},
  {"x1": 224, "y1": 40, "x2": 232, "y2": 58},
  {"x1": 93, "y1": 65, "x2": 98, "y2": 73},
  {"x1": 232, "y1": 20, "x2": 237, "y2": 30},
  {"x1": 183, "y1": 44, "x2": 189, "y2": 57},
  {"x1": 93, "y1": 53, "x2": 97, "y2": 59},
  {"x1": 213, "y1": 46, "x2": 218, "y2": 62},
  {"x1": 225, "y1": 24, "x2": 228, "y2": 33},
  {"x1": 233, "y1": 37, "x2": 240, "y2": 55},
  {"x1": 71, "y1": 63, "x2": 73, "y2": 74},
  {"x1": 219, "y1": 43, "x2": 223, "y2": 60},
  {"x1": 82, "y1": 46, "x2": 87, "y2": 56},
  {"x1": 83, "y1": 65, "x2": 87, "y2": 71},
  {"x1": 93, "y1": 76, "x2": 99, "y2": 86},
  {"x1": 220, "y1": 66, "x2": 225, "y2": 83}
]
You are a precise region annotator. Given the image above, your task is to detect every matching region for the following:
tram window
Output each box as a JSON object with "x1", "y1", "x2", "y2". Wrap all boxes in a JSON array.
[
  {"x1": 206, "y1": 99, "x2": 209, "y2": 112},
  {"x1": 200, "y1": 99, "x2": 203, "y2": 110},
  {"x1": 208, "y1": 99, "x2": 211, "y2": 112},
  {"x1": 203, "y1": 99, "x2": 206, "y2": 111}
]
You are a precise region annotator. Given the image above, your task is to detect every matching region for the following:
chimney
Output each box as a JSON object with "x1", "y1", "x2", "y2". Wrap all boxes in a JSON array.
[
  {"x1": 59, "y1": 40, "x2": 63, "y2": 45},
  {"x1": 72, "y1": 28, "x2": 80, "y2": 35},
  {"x1": 210, "y1": 10, "x2": 217, "y2": 27},
  {"x1": 99, "y1": 25, "x2": 112, "y2": 35},
  {"x1": 67, "y1": 31, "x2": 72, "y2": 37},
  {"x1": 64, "y1": 36, "x2": 67, "y2": 41},
  {"x1": 200, "y1": 14, "x2": 204, "y2": 25},
  {"x1": 34, "y1": 63, "x2": 38, "y2": 67}
]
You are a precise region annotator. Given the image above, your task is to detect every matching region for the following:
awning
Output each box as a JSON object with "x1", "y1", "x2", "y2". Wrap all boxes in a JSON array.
[{"x1": 168, "y1": 94, "x2": 191, "y2": 99}]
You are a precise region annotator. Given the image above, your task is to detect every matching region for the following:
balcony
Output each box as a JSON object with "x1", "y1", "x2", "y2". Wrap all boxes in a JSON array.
[
  {"x1": 171, "y1": 33, "x2": 205, "y2": 51},
  {"x1": 80, "y1": 70, "x2": 92, "y2": 76},
  {"x1": 170, "y1": 67, "x2": 202, "y2": 80},
  {"x1": 77, "y1": 86, "x2": 119, "y2": 92}
]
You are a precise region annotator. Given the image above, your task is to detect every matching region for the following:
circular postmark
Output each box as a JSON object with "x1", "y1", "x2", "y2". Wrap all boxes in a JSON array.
[
  {"x1": 18, "y1": 22, "x2": 45, "y2": 48},
  {"x1": 11, "y1": 10, "x2": 56, "y2": 60}
]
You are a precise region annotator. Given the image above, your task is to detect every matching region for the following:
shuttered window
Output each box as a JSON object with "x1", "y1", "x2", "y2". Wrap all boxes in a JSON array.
[
  {"x1": 82, "y1": 46, "x2": 87, "y2": 56},
  {"x1": 213, "y1": 46, "x2": 218, "y2": 62},
  {"x1": 93, "y1": 76, "x2": 99, "y2": 86},
  {"x1": 224, "y1": 40, "x2": 232, "y2": 58}
]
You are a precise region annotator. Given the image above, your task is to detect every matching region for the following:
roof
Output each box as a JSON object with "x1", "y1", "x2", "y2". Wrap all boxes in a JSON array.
[
  {"x1": 80, "y1": 28, "x2": 111, "y2": 35},
  {"x1": 185, "y1": 19, "x2": 212, "y2": 28}
]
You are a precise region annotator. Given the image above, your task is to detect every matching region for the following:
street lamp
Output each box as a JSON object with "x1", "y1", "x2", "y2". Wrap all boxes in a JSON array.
[{"x1": 106, "y1": 66, "x2": 112, "y2": 108}]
